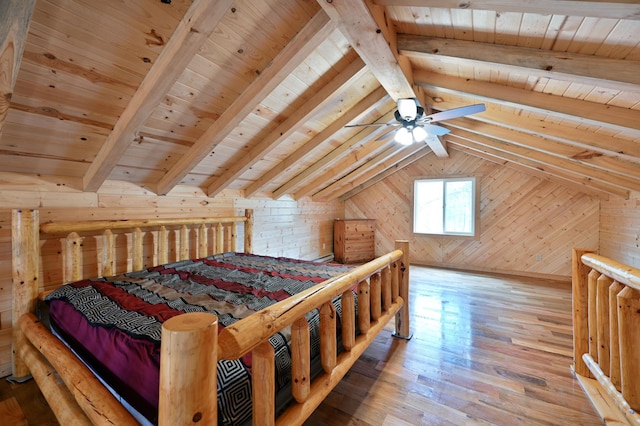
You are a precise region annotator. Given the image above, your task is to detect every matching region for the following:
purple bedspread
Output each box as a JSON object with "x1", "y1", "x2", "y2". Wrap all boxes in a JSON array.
[{"x1": 45, "y1": 252, "x2": 353, "y2": 425}]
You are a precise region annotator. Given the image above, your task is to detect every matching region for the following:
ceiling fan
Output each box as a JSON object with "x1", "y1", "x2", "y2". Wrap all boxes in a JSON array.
[{"x1": 346, "y1": 98, "x2": 486, "y2": 145}]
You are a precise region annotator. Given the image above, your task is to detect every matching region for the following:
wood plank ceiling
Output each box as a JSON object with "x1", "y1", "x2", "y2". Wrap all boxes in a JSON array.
[{"x1": 1, "y1": 0, "x2": 639, "y2": 201}]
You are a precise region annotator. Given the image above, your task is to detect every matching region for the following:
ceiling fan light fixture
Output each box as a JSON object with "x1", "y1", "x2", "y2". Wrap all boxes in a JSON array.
[
  {"x1": 412, "y1": 126, "x2": 428, "y2": 142},
  {"x1": 394, "y1": 127, "x2": 413, "y2": 145},
  {"x1": 397, "y1": 98, "x2": 417, "y2": 121}
]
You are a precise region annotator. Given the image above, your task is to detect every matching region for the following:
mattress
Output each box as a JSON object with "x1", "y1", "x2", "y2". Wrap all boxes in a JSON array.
[{"x1": 44, "y1": 252, "x2": 354, "y2": 425}]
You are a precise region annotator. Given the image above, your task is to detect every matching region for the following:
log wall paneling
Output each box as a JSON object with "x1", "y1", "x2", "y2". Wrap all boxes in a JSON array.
[{"x1": 600, "y1": 190, "x2": 640, "y2": 267}]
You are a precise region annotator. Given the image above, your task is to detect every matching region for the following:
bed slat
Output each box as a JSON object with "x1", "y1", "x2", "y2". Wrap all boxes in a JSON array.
[
  {"x1": 320, "y1": 302, "x2": 337, "y2": 373},
  {"x1": 370, "y1": 272, "x2": 381, "y2": 321},
  {"x1": 63, "y1": 232, "x2": 82, "y2": 283},
  {"x1": 357, "y1": 279, "x2": 370, "y2": 335},
  {"x1": 252, "y1": 341, "x2": 276, "y2": 425},
  {"x1": 382, "y1": 265, "x2": 392, "y2": 311},
  {"x1": 291, "y1": 317, "x2": 311, "y2": 403},
  {"x1": 102, "y1": 229, "x2": 115, "y2": 277},
  {"x1": 341, "y1": 289, "x2": 355, "y2": 351}
]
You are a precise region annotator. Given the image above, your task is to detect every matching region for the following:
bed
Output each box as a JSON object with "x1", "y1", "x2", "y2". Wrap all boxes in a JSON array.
[{"x1": 10, "y1": 208, "x2": 411, "y2": 425}]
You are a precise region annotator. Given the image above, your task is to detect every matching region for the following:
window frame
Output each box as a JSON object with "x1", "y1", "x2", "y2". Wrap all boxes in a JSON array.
[{"x1": 412, "y1": 176, "x2": 479, "y2": 237}]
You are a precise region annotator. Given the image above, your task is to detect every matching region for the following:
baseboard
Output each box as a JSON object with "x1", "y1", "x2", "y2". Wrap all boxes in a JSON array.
[
  {"x1": 313, "y1": 253, "x2": 335, "y2": 263},
  {"x1": 411, "y1": 261, "x2": 570, "y2": 282}
]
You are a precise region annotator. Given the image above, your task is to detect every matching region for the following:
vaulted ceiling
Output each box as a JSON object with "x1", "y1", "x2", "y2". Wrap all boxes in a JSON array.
[{"x1": 1, "y1": 0, "x2": 639, "y2": 201}]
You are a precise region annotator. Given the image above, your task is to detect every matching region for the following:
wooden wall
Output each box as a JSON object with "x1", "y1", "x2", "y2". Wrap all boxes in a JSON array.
[
  {"x1": 346, "y1": 149, "x2": 600, "y2": 279},
  {"x1": 600, "y1": 190, "x2": 640, "y2": 267},
  {"x1": 0, "y1": 173, "x2": 343, "y2": 377}
]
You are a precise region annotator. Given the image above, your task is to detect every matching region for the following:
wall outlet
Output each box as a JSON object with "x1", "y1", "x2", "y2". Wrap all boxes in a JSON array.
[{"x1": 536, "y1": 253, "x2": 542, "y2": 261}]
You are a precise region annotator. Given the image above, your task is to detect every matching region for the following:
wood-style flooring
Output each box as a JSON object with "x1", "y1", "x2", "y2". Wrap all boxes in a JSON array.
[{"x1": 0, "y1": 266, "x2": 602, "y2": 425}]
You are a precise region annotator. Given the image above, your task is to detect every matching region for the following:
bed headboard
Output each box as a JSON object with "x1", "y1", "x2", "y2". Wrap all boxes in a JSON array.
[{"x1": 11, "y1": 208, "x2": 253, "y2": 378}]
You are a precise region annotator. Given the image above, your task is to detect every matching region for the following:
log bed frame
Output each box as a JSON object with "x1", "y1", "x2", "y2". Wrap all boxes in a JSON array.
[
  {"x1": 572, "y1": 249, "x2": 640, "y2": 425},
  {"x1": 11, "y1": 208, "x2": 411, "y2": 425}
]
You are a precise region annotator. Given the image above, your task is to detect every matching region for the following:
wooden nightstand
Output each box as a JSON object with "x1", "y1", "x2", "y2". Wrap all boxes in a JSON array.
[{"x1": 333, "y1": 219, "x2": 375, "y2": 264}]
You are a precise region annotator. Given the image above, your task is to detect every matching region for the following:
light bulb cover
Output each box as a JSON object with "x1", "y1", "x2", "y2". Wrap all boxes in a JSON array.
[
  {"x1": 394, "y1": 127, "x2": 413, "y2": 145},
  {"x1": 412, "y1": 126, "x2": 428, "y2": 142},
  {"x1": 397, "y1": 98, "x2": 417, "y2": 121}
]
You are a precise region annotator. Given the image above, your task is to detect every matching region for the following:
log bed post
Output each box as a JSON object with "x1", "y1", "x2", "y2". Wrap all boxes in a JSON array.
[
  {"x1": 10, "y1": 209, "x2": 39, "y2": 381},
  {"x1": 159, "y1": 312, "x2": 219, "y2": 426},
  {"x1": 393, "y1": 239, "x2": 412, "y2": 340}
]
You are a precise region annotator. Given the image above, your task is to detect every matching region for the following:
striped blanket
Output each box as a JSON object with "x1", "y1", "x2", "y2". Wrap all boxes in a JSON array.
[{"x1": 45, "y1": 252, "x2": 353, "y2": 425}]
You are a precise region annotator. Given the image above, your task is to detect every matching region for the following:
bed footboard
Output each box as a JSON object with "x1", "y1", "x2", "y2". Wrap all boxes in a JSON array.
[
  {"x1": 572, "y1": 248, "x2": 640, "y2": 425},
  {"x1": 218, "y1": 240, "x2": 410, "y2": 426}
]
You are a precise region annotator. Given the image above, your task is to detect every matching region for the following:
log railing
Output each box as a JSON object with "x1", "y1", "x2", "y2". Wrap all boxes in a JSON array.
[{"x1": 572, "y1": 248, "x2": 640, "y2": 425}]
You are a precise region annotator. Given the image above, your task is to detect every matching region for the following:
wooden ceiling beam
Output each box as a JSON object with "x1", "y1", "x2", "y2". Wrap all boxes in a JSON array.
[
  {"x1": 312, "y1": 143, "x2": 429, "y2": 201},
  {"x1": 155, "y1": 10, "x2": 335, "y2": 195},
  {"x1": 447, "y1": 130, "x2": 637, "y2": 195},
  {"x1": 82, "y1": 0, "x2": 235, "y2": 192},
  {"x1": 399, "y1": 35, "x2": 640, "y2": 93},
  {"x1": 414, "y1": 70, "x2": 640, "y2": 134},
  {"x1": 244, "y1": 86, "x2": 389, "y2": 198},
  {"x1": 372, "y1": 0, "x2": 640, "y2": 20},
  {"x1": 448, "y1": 136, "x2": 629, "y2": 198},
  {"x1": 318, "y1": 0, "x2": 413, "y2": 99},
  {"x1": 446, "y1": 117, "x2": 640, "y2": 180},
  {"x1": 317, "y1": 0, "x2": 449, "y2": 156},
  {"x1": 419, "y1": 92, "x2": 640, "y2": 163},
  {"x1": 449, "y1": 144, "x2": 611, "y2": 200},
  {"x1": 0, "y1": 0, "x2": 36, "y2": 137},
  {"x1": 205, "y1": 57, "x2": 368, "y2": 197},
  {"x1": 338, "y1": 146, "x2": 431, "y2": 200},
  {"x1": 292, "y1": 113, "x2": 400, "y2": 199},
  {"x1": 272, "y1": 108, "x2": 396, "y2": 199}
]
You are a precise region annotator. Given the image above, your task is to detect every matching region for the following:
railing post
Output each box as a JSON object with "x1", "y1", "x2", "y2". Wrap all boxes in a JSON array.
[
  {"x1": 596, "y1": 274, "x2": 612, "y2": 376},
  {"x1": 572, "y1": 248, "x2": 595, "y2": 377},
  {"x1": 393, "y1": 240, "x2": 412, "y2": 340},
  {"x1": 609, "y1": 280, "x2": 625, "y2": 390},
  {"x1": 587, "y1": 270, "x2": 599, "y2": 362},
  {"x1": 617, "y1": 286, "x2": 640, "y2": 412}
]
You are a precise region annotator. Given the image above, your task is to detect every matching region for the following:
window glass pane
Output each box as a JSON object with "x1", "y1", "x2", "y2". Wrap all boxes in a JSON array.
[
  {"x1": 413, "y1": 177, "x2": 476, "y2": 236},
  {"x1": 414, "y1": 180, "x2": 443, "y2": 234},
  {"x1": 444, "y1": 180, "x2": 473, "y2": 234}
]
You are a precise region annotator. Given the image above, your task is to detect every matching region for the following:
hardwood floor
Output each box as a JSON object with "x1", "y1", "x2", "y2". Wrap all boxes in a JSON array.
[
  {"x1": 0, "y1": 266, "x2": 602, "y2": 425},
  {"x1": 305, "y1": 266, "x2": 602, "y2": 426}
]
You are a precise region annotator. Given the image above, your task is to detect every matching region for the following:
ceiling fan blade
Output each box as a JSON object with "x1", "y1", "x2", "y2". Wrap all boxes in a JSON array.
[
  {"x1": 423, "y1": 104, "x2": 486, "y2": 123},
  {"x1": 345, "y1": 121, "x2": 398, "y2": 128},
  {"x1": 424, "y1": 123, "x2": 450, "y2": 136}
]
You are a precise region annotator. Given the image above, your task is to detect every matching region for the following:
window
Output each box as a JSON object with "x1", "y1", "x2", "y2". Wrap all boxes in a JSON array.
[{"x1": 413, "y1": 177, "x2": 476, "y2": 236}]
